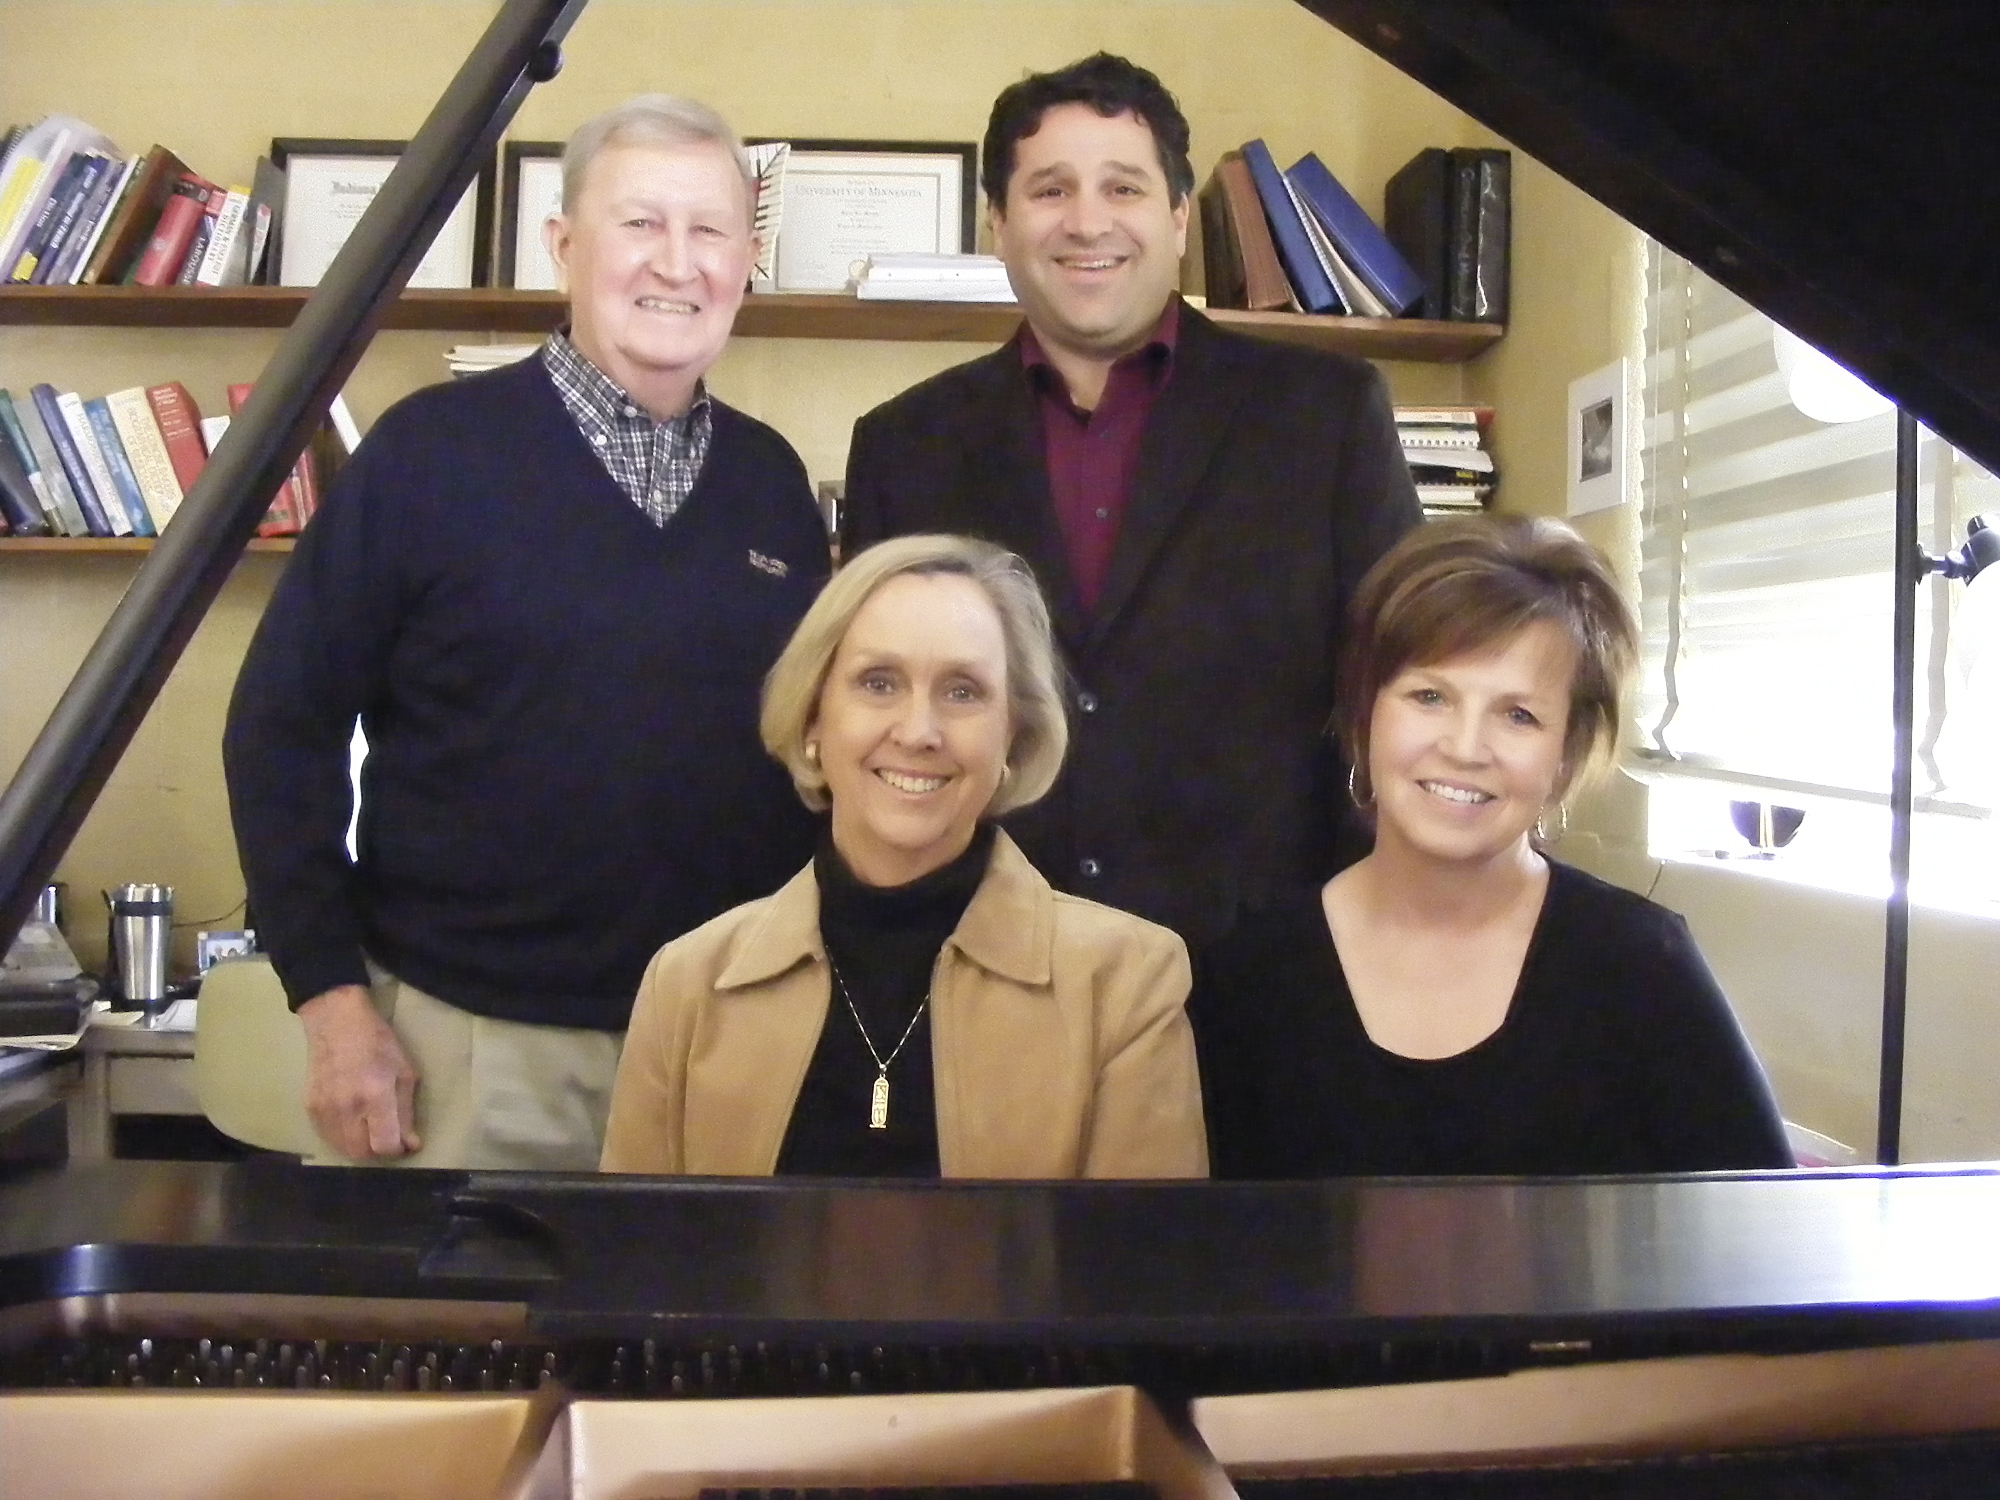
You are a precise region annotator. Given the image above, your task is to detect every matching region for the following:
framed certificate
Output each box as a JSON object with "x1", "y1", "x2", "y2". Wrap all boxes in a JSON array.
[
  {"x1": 746, "y1": 139, "x2": 977, "y2": 293},
  {"x1": 269, "y1": 138, "x2": 495, "y2": 289},
  {"x1": 499, "y1": 141, "x2": 565, "y2": 291}
]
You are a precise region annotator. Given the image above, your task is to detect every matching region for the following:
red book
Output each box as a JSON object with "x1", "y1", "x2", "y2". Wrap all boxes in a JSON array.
[
  {"x1": 130, "y1": 176, "x2": 214, "y2": 286},
  {"x1": 226, "y1": 381, "x2": 307, "y2": 535},
  {"x1": 144, "y1": 383, "x2": 208, "y2": 493}
]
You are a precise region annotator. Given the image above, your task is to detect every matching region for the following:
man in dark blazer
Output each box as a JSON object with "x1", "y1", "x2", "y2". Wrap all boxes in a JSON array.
[{"x1": 843, "y1": 53, "x2": 1420, "y2": 946}]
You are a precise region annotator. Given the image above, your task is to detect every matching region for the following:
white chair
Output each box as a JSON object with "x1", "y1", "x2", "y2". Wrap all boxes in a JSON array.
[{"x1": 193, "y1": 957, "x2": 318, "y2": 1155}]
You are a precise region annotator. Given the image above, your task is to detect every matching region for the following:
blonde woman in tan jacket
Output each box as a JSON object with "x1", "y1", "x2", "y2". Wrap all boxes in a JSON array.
[{"x1": 601, "y1": 534, "x2": 1206, "y2": 1179}]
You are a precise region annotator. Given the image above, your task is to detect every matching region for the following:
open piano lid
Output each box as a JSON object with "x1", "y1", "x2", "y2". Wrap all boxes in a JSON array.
[{"x1": 1301, "y1": 0, "x2": 2000, "y2": 475}]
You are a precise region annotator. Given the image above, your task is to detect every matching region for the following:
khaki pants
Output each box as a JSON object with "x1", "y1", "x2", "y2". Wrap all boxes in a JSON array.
[{"x1": 311, "y1": 968, "x2": 623, "y2": 1171}]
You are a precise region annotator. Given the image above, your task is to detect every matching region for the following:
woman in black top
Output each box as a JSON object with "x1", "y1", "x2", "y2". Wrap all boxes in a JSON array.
[{"x1": 1194, "y1": 515, "x2": 1793, "y2": 1177}]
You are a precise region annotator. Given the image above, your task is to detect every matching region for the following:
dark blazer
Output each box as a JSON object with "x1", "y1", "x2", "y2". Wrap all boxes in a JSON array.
[{"x1": 844, "y1": 301, "x2": 1421, "y2": 946}]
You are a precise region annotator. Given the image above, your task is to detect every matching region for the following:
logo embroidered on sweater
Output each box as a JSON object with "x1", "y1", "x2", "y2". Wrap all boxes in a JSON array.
[{"x1": 748, "y1": 550, "x2": 789, "y2": 577}]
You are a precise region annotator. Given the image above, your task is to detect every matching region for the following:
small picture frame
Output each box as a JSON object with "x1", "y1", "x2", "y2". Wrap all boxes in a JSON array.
[
  {"x1": 499, "y1": 141, "x2": 566, "y2": 291},
  {"x1": 269, "y1": 138, "x2": 495, "y2": 290},
  {"x1": 744, "y1": 139, "x2": 977, "y2": 292},
  {"x1": 1567, "y1": 356, "x2": 1630, "y2": 516},
  {"x1": 195, "y1": 930, "x2": 258, "y2": 975}
]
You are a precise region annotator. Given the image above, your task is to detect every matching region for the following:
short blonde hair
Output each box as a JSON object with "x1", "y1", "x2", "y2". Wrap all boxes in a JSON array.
[
  {"x1": 1337, "y1": 514, "x2": 1638, "y2": 807},
  {"x1": 761, "y1": 535, "x2": 1069, "y2": 817}
]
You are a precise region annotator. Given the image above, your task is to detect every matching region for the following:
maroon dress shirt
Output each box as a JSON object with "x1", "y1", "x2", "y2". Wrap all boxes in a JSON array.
[{"x1": 1020, "y1": 301, "x2": 1180, "y2": 611}]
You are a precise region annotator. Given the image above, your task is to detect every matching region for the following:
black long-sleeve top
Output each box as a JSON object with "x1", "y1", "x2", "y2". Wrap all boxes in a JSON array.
[
  {"x1": 1191, "y1": 861, "x2": 1796, "y2": 1177},
  {"x1": 774, "y1": 824, "x2": 995, "y2": 1176},
  {"x1": 222, "y1": 356, "x2": 828, "y2": 1030}
]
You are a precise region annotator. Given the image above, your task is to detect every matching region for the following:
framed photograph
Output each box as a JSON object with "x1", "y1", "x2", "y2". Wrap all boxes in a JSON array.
[
  {"x1": 269, "y1": 138, "x2": 495, "y2": 290},
  {"x1": 1567, "y1": 356, "x2": 1630, "y2": 516},
  {"x1": 746, "y1": 138, "x2": 976, "y2": 292},
  {"x1": 500, "y1": 140, "x2": 565, "y2": 290}
]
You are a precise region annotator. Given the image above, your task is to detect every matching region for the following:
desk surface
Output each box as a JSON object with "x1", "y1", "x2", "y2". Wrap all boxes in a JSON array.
[{"x1": 82, "y1": 1016, "x2": 196, "y2": 1058}]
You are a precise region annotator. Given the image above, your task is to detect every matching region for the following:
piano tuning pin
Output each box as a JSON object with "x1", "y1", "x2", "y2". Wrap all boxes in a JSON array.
[{"x1": 417, "y1": 1365, "x2": 433, "y2": 1391}]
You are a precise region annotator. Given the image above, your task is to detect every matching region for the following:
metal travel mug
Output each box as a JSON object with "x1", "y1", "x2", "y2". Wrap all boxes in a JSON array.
[{"x1": 106, "y1": 883, "x2": 174, "y2": 1007}]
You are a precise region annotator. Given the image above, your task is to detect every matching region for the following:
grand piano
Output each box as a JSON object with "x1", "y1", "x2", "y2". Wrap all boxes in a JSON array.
[{"x1": 5, "y1": 3, "x2": 2000, "y2": 1495}]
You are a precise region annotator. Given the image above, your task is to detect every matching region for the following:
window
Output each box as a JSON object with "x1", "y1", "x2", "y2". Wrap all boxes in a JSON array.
[{"x1": 1635, "y1": 244, "x2": 2000, "y2": 907}]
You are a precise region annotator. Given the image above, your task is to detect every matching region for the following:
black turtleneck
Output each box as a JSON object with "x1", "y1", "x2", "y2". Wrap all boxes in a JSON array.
[{"x1": 774, "y1": 822, "x2": 997, "y2": 1176}]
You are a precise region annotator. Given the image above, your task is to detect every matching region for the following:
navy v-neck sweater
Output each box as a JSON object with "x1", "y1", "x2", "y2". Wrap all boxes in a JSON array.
[{"x1": 224, "y1": 355, "x2": 829, "y2": 1030}]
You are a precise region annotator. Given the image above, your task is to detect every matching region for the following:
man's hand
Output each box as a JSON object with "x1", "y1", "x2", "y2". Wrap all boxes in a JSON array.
[{"x1": 297, "y1": 984, "x2": 422, "y2": 1159}]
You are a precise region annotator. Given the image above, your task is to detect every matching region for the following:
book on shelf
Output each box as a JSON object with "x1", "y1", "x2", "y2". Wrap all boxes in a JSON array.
[
  {"x1": 854, "y1": 253, "x2": 1016, "y2": 302},
  {"x1": 130, "y1": 173, "x2": 218, "y2": 287},
  {"x1": 1449, "y1": 148, "x2": 1510, "y2": 323},
  {"x1": 172, "y1": 210, "x2": 214, "y2": 285},
  {"x1": 54, "y1": 389, "x2": 135, "y2": 536},
  {"x1": 82, "y1": 144, "x2": 190, "y2": 285},
  {"x1": 325, "y1": 392, "x2": 363, "y2": 456},
  {"x1": 81, "y1": 396, "x2": 156, "y2": 536},
  {"x1": 38, "y1": 151, "x2": 124, "y2": 285},
  {"x1": 1283, "y1": 151, "x2": 1425, "y2": 315},
  {"x1": 4, "y1": 389, "x2": 90, "y2": 535},
  {"x1": 144, "y1": 383, "x2": 209, "y2": 494},
  {"x1": 1417, "y1": 482, "x2": 1490, "y2": 506},
  {"x1": 1286, "y1": 172, "x2": 1383, "y2": 317},
  {"x1": 51, "y1": 151, "x2": 137, "y2": 285},
  {"x1": 1198, "y1": 151, "x2": 1293, "y2": 313},
  {"x1": 1396, "y1": 404, "x2": 1493, "y2": 428},
  {"x1": 1416, "y1": 458, "x2": 1496, "y2": 482},
  {"x1": 0, "y1": 392, "x2": 55, "y2": 535},
  {"x1": 1385, "y1": 147, "x2": 1453, "y2": 322},
  {"x1": 245, "y1": 157, "x2": 285, "y2": 284},
  {"x1": 0, "y1": 115, "x2": 118, "y2": 277},
  {"x1": 445, "y1": 344, "x2": 540, "y2": 376},
  {"x1": 1238, "y1": 138, "x2": 1343, "y2": 316},
  {"x1": 7, "y1": 149, "x2": 97, "y2": 283},
  {"x1": 0, "y1": 419, "x2": 50, "y2": 535},
  {"x1": 105, "y1": 386, "x2": 183, "y2": 532},
  {"x1": 226, "y1": 382, "x2": 318, "y2": 534},
  {"x1": 1380, "y1": 147, "x2": 1511, "y2": 324},
  {"x1": 193, "y1": 186, "x2": 252, "y2": 287},
  {"x1": 31, "y1": 385, "x2": 117, "y2": 536}
]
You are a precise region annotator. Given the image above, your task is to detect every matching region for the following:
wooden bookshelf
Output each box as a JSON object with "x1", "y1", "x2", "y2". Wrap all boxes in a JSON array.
[
  {"x1": 0, "y1": 535, "x2": 295, "y2": 554},
  {"x1": 0, "y1": 286, "x2": 1504, "y2": 362}
]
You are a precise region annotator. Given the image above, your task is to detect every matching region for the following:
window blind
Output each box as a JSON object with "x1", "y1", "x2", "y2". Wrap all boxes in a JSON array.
[{"x1": 1636, "y1": 244, "x2": 1997, "y2": 807}]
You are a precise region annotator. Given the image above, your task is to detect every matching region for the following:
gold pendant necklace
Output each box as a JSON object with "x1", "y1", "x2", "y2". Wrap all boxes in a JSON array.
[{"x1": 827, "y1": 954, "x2": 929, "y2": 1130}]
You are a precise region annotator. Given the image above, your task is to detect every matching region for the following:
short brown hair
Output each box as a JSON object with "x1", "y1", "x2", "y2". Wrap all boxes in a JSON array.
[
  {"x1": 761, "y1": 535, "x2": 1069, "y2": 816},
  {"x1": 1335, "y1": 515, "x2": 1638, "y2": 806}
]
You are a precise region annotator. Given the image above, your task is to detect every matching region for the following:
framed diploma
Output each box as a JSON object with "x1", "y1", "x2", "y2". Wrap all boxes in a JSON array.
[
  {"x1": 269, "y1": 138, "x2": 495, "y2": 289},
  {"x1": 499, "y1": 141, "x2": 565, "y2": 291},
  {"x1": 745, "y1": 139, "x2": 977, "y2": 293}
]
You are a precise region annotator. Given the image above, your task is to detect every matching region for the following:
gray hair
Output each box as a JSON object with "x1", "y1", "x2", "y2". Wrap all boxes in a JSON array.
[{"x1": 560, "y1": 94, "x2": 755, "y2": 215}]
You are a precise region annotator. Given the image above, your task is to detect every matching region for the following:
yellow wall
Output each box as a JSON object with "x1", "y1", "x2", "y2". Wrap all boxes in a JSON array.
[{"x1": 0, "y1": 0, "x2": 1495, "y2": 969}]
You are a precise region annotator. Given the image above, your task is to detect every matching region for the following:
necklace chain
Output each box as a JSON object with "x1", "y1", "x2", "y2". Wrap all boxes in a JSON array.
[{"x1": 826, "y1": 954, "x2": 929, "y2": 1130}]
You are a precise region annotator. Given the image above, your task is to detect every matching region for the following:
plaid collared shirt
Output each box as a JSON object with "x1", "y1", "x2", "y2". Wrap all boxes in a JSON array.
[{"x1": 541, "y1": 330, "x2": 713, "y2": 527}]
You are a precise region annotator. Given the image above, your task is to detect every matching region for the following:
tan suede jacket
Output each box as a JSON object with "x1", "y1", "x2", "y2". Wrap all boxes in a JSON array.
[{"x1": 600, "y1": 830, "x2": 1207, "y2": 1178}]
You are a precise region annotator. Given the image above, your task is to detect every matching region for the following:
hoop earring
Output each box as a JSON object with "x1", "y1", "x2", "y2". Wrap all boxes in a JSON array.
[
  {"x1": 1536, "y1": 800, "x2": 1569, "y2": 845},
  {"x1": 1348, "y1": 763, "x2": 1373, "y2": 810}
]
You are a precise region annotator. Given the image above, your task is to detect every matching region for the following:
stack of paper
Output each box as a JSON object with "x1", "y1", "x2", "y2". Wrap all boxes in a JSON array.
[
  {"x1": 1398, "y1": 405, "x2": 1496, "y2": 516},
  {"x1": 444, "y1": 344, "x2": 540, "y2": 378},
  {"x1": 854, "y1": 253, "x2": 1016, "y2": 303}
]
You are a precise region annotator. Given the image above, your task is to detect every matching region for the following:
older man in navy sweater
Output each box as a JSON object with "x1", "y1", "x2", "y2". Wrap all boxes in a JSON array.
[{"x1": 224, "y1": 97, "x2": 828, "y2": 1168}]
